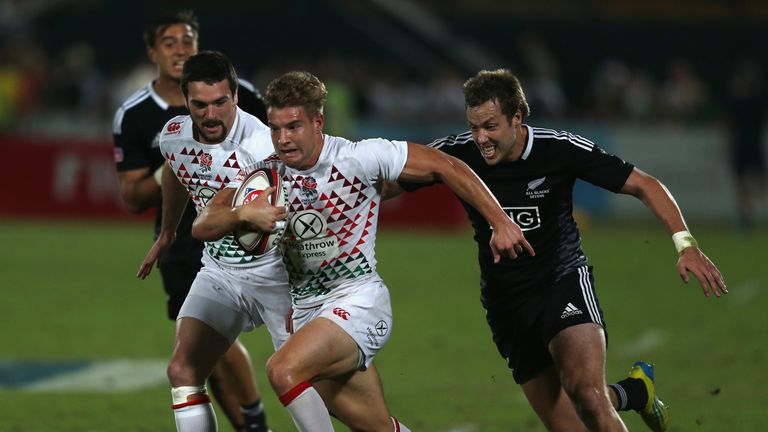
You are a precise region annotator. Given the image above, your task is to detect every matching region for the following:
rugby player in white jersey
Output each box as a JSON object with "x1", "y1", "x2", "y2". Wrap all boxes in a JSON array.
[
  {"x1": 114, "y1": 11, "x2": 273, "y2": 431},
  {"x1": 257, "y1": 71, "x2": 534, "y2": 432},
  {"x1": 137, "y1": 52, "x2": 332, "y2": 432}
]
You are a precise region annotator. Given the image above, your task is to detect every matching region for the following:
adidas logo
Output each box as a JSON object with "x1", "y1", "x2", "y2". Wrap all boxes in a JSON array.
[{"x1": 561, "y1": 302, "x2": 583, "y2": 319}]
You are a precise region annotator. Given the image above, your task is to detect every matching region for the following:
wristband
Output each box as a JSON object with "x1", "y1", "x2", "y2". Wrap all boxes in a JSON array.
[
  {"x1": 672, "y1": 230, "x2": 697, "y2": 254},
  {"x1": 153, "y1": 166, "x2": 164, "y2": 186}
]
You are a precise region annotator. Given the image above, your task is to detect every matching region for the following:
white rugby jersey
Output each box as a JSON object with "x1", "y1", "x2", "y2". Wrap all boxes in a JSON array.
[
  {"x1": 159, "y1": 107, "x2": 280, "y2": 268},
  {"x1": 279, "y1": 135, "x2": 408, "y2": 306}
]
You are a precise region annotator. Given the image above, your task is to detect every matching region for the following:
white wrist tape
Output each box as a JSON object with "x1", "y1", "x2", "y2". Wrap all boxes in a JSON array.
[
  {"x1": 153, "y1": 166, "x2": 164, "y2": 186},
  {"x1": 672, "y1": 230, "x2": 698, "y2": 254},
  {"x1": 171, "y1": 385, "x2": 208, "y2": 405}
]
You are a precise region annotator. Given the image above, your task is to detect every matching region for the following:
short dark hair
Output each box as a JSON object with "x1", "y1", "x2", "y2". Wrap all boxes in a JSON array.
[
  {"x1": 463, "y1": 69, "x2": 530, "y2": 120},
  {"x1": 264, "y1": 71, "x2": 328, "y2": 119},
  {"x1": 181, "y1": 51, "x2": 238, "y2": 99},
  {"x1": 143, "y1": 10, "x2": 199, "y2": 48}
]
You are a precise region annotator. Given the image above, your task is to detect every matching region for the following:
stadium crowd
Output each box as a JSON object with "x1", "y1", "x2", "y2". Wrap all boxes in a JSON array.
[{"x1": 0, "y1": 31, "x2": 756, "y2": 138}]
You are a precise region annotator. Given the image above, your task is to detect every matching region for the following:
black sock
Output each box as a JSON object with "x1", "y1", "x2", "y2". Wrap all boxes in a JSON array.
[
  {"x1": 609, "y1": 378, "x2": 648, "y2": 411},
  {"x1": 240, "y1": 400, "x2": 268, "y2": 431}
]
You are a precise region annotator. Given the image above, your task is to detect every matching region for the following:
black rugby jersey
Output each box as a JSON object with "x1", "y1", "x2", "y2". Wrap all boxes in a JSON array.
[
  {"x1": 422, "y1": 126, "x2": 634, "y2": 308},
  {"x1": 113, "y1": 79, "x2": 267, "y2": 261}
]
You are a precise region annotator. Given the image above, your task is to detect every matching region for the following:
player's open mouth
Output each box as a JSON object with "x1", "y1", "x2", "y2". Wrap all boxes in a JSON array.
[{"x1": 479, "y1": 143, "x2": 496, "y2": 159}]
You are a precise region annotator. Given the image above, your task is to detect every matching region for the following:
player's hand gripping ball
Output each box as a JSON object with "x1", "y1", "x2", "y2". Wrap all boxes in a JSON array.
[{"x1": 231, "y1": 168, "x2": 287, "y2": 255}]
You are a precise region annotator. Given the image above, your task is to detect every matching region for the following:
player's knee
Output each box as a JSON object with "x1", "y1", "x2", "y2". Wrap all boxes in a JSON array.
[
  {"x1": 167, "y1": 357, "x2": 196, "y2": 387},
  {"x1": 265, "y1": 353, "x2": 301, "y2": 393}
]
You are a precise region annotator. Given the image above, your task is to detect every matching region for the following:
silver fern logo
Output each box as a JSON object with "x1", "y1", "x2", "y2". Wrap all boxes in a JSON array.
[
  {"x1": 526, "y1": 177, "x2": 550, "y2": 199},
  {"x1": 527, "y1": 177, "x2": 546, "y2": 190}
]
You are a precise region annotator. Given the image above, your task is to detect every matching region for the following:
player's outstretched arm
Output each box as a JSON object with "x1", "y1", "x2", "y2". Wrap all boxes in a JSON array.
[
  {"x1": 191, "y1": 186, "x2": 287, "y2": 242},
  {"x1": 620, "y1": 167, "x2": 727, "y2": 298},
  {"x1": 137, "y1": 164, "x2": 189, "y2": 279},
  {"x1": 398, "y1": 143, "x2": 534, "y2": 262}
]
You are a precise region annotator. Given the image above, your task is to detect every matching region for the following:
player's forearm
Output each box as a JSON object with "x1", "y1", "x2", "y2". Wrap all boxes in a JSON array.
[
  {"x1": 190, "y1": 187, "x2": 240, "y2": 241},
  {"x1": 399, "y1": 144, "x2": 509, "y2": 228},
  {"x1": 191, "y1": 204, "x2": 240, "y2": 241},
  {"x1": 118, "y1": 172, "x2": 161, "y2": 213},
  {"x1": 158, "y1": 165, "x2": 189, "y2": 238},
  {"x1": 643, "y1": 181, "x2": 689, "y2": 235},
  {"x1": 438, "y1": 157, "x2": 509, "y2": 229},
  {"x1": 623, "y1": 169, "x2": 688, "y2": 235}
]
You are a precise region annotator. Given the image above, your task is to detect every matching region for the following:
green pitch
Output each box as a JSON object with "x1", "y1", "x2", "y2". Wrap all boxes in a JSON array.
[{"x1": 0, "y1": 220, "x2": 764, "y2": 431}]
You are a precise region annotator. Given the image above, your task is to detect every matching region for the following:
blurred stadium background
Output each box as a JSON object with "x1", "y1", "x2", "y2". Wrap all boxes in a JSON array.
[{"x1": 1, "y1": 0, "x2": 766, "y2": 431}]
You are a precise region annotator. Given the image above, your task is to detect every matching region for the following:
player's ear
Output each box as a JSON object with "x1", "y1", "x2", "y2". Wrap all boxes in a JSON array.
[
  {"x1": 147, "y1": 46, "x2": 158, "y2": 65},
  {"x1": 232, "y1": 89, "x2": 239, "y2": 107},
  {"x1": 314, "y1": 111, "x2": 324, "y2": 133}
]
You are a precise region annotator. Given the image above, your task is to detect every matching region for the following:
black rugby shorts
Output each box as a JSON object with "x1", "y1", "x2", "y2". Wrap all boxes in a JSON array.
[{"x1": 484, "y1": 265, "x2": 606, "y2": 384}]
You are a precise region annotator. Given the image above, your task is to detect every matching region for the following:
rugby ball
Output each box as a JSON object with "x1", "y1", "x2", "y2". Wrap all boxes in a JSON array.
[{"x1": 231, "y1": 168, "x2": 287, "y2": 255}]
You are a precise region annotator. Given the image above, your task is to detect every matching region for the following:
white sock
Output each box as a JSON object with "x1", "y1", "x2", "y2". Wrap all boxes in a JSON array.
[
  {"x1": 173, "y1": 402, "x2": 218, "y2": 432},
  {"x1": 280, "y1": 381, "x2": 334, "y2": 432},
  {"x1": 392, "y1": 416, "x2": 411, "y2": 432}
]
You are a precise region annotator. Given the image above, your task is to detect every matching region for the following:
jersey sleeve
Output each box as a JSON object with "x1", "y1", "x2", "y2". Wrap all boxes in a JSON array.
[
  {"x1": 157, "y1": 115, "x2": 188, "y2": 158},
  {"x1": 113, "y1": 107, "x2": 153, "y2": 172},
  {"x1": 567, "y1": 137, "x2": 634, "y2": 193},
  {"x1": 427, "y1": 133, "x2": 461, "y2": 150},
  {"x1": 352, "y1": 138, "x2": 408, "y2": 184}
]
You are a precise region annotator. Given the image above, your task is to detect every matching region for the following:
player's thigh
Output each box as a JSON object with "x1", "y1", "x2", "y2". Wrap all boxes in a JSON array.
[
  {"x1": 521, "y1": 366, "x2": 587, "y2": 432},
  {"x1": 170, "y1": 316, "x2": 233, "y2": 384},
  {"x1": 548, "y1": 323, "x2": 607, "y2": 389},
  {"x1": 314, "y1": 362, "x2": 392, "y2": 432},
  {"x1": 270, "y1": 316, "x2": 362, "y2": 381}
]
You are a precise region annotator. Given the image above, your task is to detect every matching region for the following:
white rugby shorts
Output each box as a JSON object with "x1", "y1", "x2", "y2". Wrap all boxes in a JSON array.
[
  {"x1": 178, "y1": 253, "x2": 291, "y2": 349},
  {"x1": 292, "y1": 275, "x2": 393, "y2": 369}
]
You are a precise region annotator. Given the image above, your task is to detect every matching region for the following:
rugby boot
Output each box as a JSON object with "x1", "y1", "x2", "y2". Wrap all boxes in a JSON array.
[{"x1": 629, "y1": 361, "x2": 670, "y2": 432}]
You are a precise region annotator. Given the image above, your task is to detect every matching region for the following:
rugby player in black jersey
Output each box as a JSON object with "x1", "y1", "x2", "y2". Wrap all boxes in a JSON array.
[
  {"x1": 112, "y1": 11, "x2": 271, "y2": 432},
  {"x1": 398, "y1": 69, "x2": 726, "y2": 432}
]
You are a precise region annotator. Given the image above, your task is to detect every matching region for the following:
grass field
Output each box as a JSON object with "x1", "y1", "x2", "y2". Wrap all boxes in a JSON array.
[{"x1": 0, "y1": 220, "x2": 765, "y2": 431}]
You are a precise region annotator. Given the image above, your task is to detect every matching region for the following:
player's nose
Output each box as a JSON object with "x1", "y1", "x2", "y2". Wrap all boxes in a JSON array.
[{"x1": 278, "y1": 129, "x2": 289, "y2": 145}]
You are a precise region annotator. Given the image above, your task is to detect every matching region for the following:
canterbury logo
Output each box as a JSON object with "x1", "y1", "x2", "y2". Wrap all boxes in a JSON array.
[
  {"x1": 166, "y1": 122, "x2": 182, "y2": 133},
  {"x1": 333, "y1": 307, "x2": 350, "y2": 320}
]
